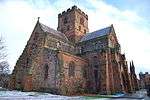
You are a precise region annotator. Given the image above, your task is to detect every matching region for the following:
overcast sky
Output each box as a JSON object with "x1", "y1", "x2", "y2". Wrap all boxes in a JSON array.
[{"x1": 0, "y1": 0, "x2": 150, "y2": 75}]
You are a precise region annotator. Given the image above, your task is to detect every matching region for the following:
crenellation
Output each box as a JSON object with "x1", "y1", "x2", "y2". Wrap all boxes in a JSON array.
[
  {"x1": 58, "y1": 13, "x2": 61, "y2": 17},
  {"x1": 62, "y1": 11, "x2": 66, "y2": 14},
  {"x1": 77, "y1": 8, "x2": 81, "y2": 12},
  {"x1": 58, "y1": 6, "x2": 88, "y2": 20},
  {"x1": 72, "y1": 5, "x2": 77, "y2": 10},
  {"x1": 67, "y1": 8, "x2": 71, "y2": 12},
  {"x1": 76, "y1": 8, "x2": 88, "y2": 19}
]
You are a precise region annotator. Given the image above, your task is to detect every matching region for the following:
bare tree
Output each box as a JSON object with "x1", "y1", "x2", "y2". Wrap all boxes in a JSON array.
[
  {"x1": 0, "y1": 36, "x2": 10, "y2": 88},
  {"x1": 0, "y1": 36, "x2": 9, "y2": 74},
  {"x1": 0, "y1": 62, "x2": 10, "y2": 87},
  {"x1": 0, "y1": 61, "x2": 10, "y2": 74},
  {"x1": 0, "y1": 36, "x2": 7, "y2": 60}
]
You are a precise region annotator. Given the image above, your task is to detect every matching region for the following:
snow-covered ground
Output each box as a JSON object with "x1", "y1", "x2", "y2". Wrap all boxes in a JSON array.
[
  {"x1": 0, "y1": 90, "x2": 84, "y2": 100},
  {"x1": 0, "y1": 88, "x2": 110, "y2": 100},
  {"x1": 1, "y1": 88, "x2": 148, "y2": 100}
]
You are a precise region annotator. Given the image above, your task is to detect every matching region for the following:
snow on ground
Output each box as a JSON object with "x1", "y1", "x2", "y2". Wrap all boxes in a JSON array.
[
  {"x1": 0, "y1": 90, "x2": 82, "y2": 100},
  {"x1": 0, "y1": 87, "x2": 148, "y2": 100},
  {"x1": 0, "y1": 90, "x2": 109, "y2": 100},
  {"x1": 1, "y1": 89, "x2": 148, "y2": 100}
]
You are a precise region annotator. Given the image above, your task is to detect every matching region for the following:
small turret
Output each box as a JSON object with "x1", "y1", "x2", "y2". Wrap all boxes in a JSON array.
[{"x1": 130, "y1": 60, "x2": 135, "y2": 74}]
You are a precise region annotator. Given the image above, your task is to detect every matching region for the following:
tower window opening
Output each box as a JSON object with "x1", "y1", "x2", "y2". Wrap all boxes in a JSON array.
[
  {"x1": 79, "y1": 26, "x2": 81, "y2": 31},
  {"x1": 67, "y1": 26, "x2": 70, "y2": 31},
  {"x1": 80, "y1": 17, "x2": 84, "y2": 26},
  {"x1": 27, "y1": 58, "x2": 29, "y2": 66},
  {"x1": 64, "y1": 17, "x2": 68, "y2": 24},
  {"x1": 84, "y1": 29, "x2": 86, "y2": 34}
]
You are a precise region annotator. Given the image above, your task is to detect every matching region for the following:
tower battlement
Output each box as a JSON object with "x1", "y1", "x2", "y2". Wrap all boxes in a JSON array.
[
  {"x1": 58, "y1": 5, "x2": 88, "y2": 19},
  {"x1": 57, "y1": 5, "x2": 89, "y2": 43}
]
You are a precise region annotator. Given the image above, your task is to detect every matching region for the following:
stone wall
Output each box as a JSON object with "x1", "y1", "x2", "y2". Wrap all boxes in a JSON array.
[
  {"x1": 58, "y1": 51, "x2": 88, "y2": 95},
  {"x1": 25, "y1": 48, "x2": 60, "y2": 94},
  {"x1": 44, "y1": 33, "x2": 74, "y2": 54},
  {"x1": 9, "y1": 22, "x2": 47, "y2": 91}
]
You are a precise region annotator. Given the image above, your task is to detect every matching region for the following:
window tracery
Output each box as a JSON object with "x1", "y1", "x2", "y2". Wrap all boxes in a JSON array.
[{"x1": 68, "y1": 61, "x2": 75, "y2": 77}]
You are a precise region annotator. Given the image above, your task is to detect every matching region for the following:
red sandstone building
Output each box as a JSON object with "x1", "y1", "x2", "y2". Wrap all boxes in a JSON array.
[
  {"x1": 9, "y1": 6, "x2": 138, "y2": 95},
  {"x1": 139, "y1": 72, "x2": 150, "y2": 89}
]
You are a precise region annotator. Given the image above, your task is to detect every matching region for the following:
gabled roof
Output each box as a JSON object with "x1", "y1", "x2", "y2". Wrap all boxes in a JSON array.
[
  {"x1": 80, "y1": 25, "x2": 113, "y2": 42},
  {"x1": 38, "y1": 22, "x2": 69, "y2": 42}
]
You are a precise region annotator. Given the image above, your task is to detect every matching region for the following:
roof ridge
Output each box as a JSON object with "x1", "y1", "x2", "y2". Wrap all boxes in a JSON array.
[
  {"x1": 91, "y1": 26, "x2": 111, "y2": 34},
  {"x1": 80, "y1": 25, "x2": 112, "y2": 42}
]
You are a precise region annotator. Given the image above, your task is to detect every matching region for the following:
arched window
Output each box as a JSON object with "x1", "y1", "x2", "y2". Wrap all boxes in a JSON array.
[
  {"x1": 26, "y1": 57, "x2": 32, "y2": 68},
  {"x1": 64, "y1": 17, "x2": 68, "y2": 24},
  {"x1": 67, "y1": 25, "x2": 70, "y2": 31},
  {"x1": 27, "y1": 58, "x2": 29, "y2": 65},
  {"x1": 44, "y1": 64, "x2": 49, "y2": 80},
  {"x1": 68, "y1": 61, "x2": 75, "y2": 77},
  {"x1": 80, "y1": 17, "x2": 84, "y2": 26},
  {"x1": 82, "y1": 66, "x2": 87, "y2": 79},
  {"x1": 79, "y1": 26, "x2": 81, "y2": 31},
  {"x1": 33, "y1": 33, "x2": 39, "y2": 40},
  {"x1": 93, "y1": 56, "x2": 98, "y2": 61},
  {"x1": 95, "y1": 42, "x2": 98, "y2": 49},
  {"x1": 93, "y1": 56, "x2": 99, "y2": 66},
  {"x1": 84, "y1": 29, "x2": 86, "y2": 34}
]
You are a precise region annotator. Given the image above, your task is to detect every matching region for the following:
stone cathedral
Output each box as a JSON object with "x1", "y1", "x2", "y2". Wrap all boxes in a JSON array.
[{"x1": 9, "y1": 6, "x2": 138, "y2": 95}]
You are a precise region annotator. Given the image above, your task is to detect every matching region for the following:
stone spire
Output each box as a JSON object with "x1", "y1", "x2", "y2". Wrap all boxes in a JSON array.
[
  {"x1": 37, "y1": 17, "x2": 40, "y2": 23},
  {"x1": 132, "y1": 60, "x2": 135, "y2": 74},
  {"x1": 130, "y1": 60, "x2": 135, "y2": 74},
  {"x1": 130, "y1": 62, "x2": 132, "y2": 72},
  {"x1": 131, "y1": 60, "x2": 134, "y2": 68}
]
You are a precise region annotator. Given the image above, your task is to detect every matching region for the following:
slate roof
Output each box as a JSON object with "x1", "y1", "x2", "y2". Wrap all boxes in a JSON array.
[
  {"x1": 39, "y1": 22, "x2": 69, "y2": 42},
  {"x1": 80, "y1": 26, "x2": 112, "y2": 42}
]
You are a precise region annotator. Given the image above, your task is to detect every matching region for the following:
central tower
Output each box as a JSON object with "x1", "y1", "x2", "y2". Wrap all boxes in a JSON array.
[{"x1": 57, "y1": 6, "x2": 89, "y2": 43}]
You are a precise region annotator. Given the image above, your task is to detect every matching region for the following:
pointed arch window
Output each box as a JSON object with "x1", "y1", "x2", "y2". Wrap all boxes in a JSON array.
[
  {"x1": 84, "y1": 29, "x2": 86, "y2": 34},
  {"x1": 67, "y1": 25, "x2": 70, "y2": 31},
  {"x1": 26, "y1": 57, "x2": 32, "y2": 68},
  {"x1": 27, "y1": 58, "x2": 29, "y2": 65},
  {"x1": 79, "y1": 26, "x2": 81, "y2": 31},
  {"x1": 64, "y1": 17, "x2": 68, "y2": 24},
  {"x1": 44, "y1": 64, "x2": 49, "y2": 80},
  {"x1": 93, "y1": 56, "x2": 99, "y2": 67},
  {"x1": 80, "y1": 17, "x2": 84, "y2": 26},
  {"x1": 68, "y1": 61, "x2": 75, "y2": 77}
]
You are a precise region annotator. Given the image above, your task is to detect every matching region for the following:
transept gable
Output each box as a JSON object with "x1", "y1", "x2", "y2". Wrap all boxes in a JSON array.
[
  {"x1": 38, "y1": 22, "x2": 69, "y2": 42},
  {"x1": 32, "y1": 19, "x2": 69, "y2": 43},
  {"x1": 108, "y1": 24, "x2": 119, "y2": 44}
]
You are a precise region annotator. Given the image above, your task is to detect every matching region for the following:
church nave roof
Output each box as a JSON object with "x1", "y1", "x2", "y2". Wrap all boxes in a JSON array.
[{"x1": 80, "y1": 25, "x2": 113, "y2": 42}]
